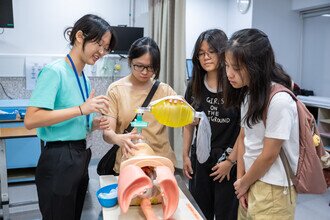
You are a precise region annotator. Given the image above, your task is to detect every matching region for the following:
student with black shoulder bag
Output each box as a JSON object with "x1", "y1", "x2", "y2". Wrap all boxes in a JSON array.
[
  {"x1": 97, "y1": 80, "x2": 159, "y2": 175},
  {"x1": 101, "y1": 37, "x2": 177, "y2": 175}
]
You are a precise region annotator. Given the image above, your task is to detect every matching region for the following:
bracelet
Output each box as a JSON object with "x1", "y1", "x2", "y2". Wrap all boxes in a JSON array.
[
  {"x1": 78, "y1": 105, "x2": 84, "y2": 115},
  {"x1": 226, "y1": 158, "x2": 236, "y2": 165}
]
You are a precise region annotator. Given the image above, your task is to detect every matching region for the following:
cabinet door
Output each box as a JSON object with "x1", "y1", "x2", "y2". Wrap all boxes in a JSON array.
[
  {"x1": 5, "y1": 137, "x2": 41, "y2": 169},
  {"x1": 318, "y1": 108, "x2": 330, "y2": 147}
]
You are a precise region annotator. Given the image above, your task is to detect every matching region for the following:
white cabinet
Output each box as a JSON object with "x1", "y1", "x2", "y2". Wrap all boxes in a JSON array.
[
  {"x1": 298, "y1": 96, "x2": 330, "y2": 150},
  {"x1": 318, "y1": 108, "x2": 330, "y2": 148}
]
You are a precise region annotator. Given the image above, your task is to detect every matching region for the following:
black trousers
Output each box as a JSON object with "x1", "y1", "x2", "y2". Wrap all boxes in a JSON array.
[
  {"x1": 35, "y1": 140, "x2": 91, "y2": 220},
  {"x1": 189, "y1": 146, "x2": 238, "y2": 220}
]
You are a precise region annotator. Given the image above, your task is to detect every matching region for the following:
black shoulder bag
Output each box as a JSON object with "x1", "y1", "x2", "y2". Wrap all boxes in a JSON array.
[{"x1": 97, "y1": 80, "x2": 160, "y2": 176}]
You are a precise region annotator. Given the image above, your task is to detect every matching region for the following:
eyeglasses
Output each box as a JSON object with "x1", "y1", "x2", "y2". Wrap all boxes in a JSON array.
[
  {"x1": 132, "y1": 64, "x2": 154, "y2": 72},
  {"x1": 82, "y1": 33, "x2": 110, "y2": 54},
  {"x1": 95, "y1": 41, "x2": 110, "y2": 54},
  {"x1": 197, "y1": 50, "x2": 217, "y2": 59}
]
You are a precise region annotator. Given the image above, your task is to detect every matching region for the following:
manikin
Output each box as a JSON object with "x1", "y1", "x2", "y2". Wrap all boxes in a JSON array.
[{"x1": 117, "y1": 142, "x2": 179, "y2": 219}]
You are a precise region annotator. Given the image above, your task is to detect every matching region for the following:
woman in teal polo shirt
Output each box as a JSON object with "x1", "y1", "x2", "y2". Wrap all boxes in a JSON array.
[{"x1": 24, "y1": 14, "x2": 116, "y2": 220}]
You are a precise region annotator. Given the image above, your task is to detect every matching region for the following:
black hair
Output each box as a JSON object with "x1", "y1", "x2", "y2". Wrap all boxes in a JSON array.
[
  {"x1": 223, "y1": 28, "x2": 292, "y2": 128},
  {"x1": 127, "y1": 37, "x2": 161, "y2": 79},
  {"x1": 64, "y1": 14, "x2": 116, "y2": 53},
  {"x1": 190, "y1": 29, "x2": 228, "y2": 108}
]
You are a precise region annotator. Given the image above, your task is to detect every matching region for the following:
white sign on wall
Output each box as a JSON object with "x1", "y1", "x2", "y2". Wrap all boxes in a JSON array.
[{"x1": 25, "y1": 57, "x2": 52, "y2": 90}]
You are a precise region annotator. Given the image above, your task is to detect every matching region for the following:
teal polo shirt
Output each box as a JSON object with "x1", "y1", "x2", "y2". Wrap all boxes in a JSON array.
[{"x1": 28, "y1": 59, "x2": 94, "y2": 142}]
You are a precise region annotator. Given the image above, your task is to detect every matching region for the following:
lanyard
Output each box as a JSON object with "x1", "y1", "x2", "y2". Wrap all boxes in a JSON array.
[{"x1": 66, "y1": 54, "x2": 90, "y2": 129}]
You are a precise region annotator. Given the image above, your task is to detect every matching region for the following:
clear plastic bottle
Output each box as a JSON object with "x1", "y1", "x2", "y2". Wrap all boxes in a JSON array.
[{"x1": 138, "y1": 96, "x2": 202, "y2": 128}]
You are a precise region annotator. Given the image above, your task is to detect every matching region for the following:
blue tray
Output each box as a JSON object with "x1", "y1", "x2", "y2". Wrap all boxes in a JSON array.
[
  {"x1": 0, "y1": 113, "x2": 17, "y2": 120},
  {"x1": 0, "y1": 108, "x2": 18, "y2": 120}
]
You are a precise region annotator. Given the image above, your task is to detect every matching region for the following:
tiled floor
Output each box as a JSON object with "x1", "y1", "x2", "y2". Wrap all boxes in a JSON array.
[{"x1": 1, "y1": 159, "x2": 330, "y2": 220}]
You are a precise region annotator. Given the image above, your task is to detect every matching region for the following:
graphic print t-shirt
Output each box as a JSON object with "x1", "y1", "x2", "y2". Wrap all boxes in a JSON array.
[{"x1": 185, "y1": 80, "x2": 240, "y2": 150}]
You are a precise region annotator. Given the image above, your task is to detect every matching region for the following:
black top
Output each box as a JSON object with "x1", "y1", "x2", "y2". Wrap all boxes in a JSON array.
[{"x1": 185, "y1": 80, "x2": 240, "y2": 151}]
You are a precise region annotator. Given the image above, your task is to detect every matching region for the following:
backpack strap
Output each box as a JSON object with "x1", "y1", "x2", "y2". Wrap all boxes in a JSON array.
[
  {"x1": 262, "y1": 83, "x2": 297, "y2": 203},
  {"x1": 262, "y1": 84, "x2": 297, "y2": 123},
  {"x1": 279, "y1": 149, "x2": 294, "y2": 203}
]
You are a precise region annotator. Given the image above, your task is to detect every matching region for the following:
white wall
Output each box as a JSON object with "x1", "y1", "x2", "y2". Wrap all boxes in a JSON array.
[
  {"x1": 185, "y1": 0, "x2": 228, "y2": 58},
  {"x1": 226, "y1": 0, "x2": 253, "y2": 38},
  {"x1": 1, "y1": 0, "x2": 133, "y2": 54},
  {"x1": 251, "y1": 0, "x2": 302, "y2": 83},
  {"x1": 185, "y1": 0, "x2": 302, "y2": 84},
  {"x1": 301, "y1": 14, "x2": 330, "y2": 96},
  {"x1": 0, "y1": 0, "x2": 148, "y2": 76},
  {"x1": 0, "y1": 0, "x2": 150, "y2": 54},
  {"x1": 185, "y1": 0, "x2": 253, "y2": 57},
  {"x1": 1, "y1": 0, "x2": 328, "y2": 91}
]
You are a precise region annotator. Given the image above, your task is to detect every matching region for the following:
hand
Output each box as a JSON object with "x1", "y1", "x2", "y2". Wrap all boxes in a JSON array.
[
  {"x1": 210, "y1": 160, "x2": 233, "y2": 182},
  {"x1": 239, "y1": 193, "x2": 248, "y2": 210},
  {"x1": 167, "y1": 97, "x2": 184, "y2": 105},
  {"x1": 80, "y1": 89, "x2": 111, "y2": 115},
  {"x1": 117, "y1": 130, "x2": 142, "y2": 157},
  {"x1": 92, "y1": 116, "x2": 111, "y2": 131},
  {"x1": 191, "y1": 117, "x2": 200, "y2": 126},
  {"x1": 183, "y1": 156, "x2": 193, "y2": 179},
  {"x1": 234, "y1": 178, "x2": 250, "y2": 199}
]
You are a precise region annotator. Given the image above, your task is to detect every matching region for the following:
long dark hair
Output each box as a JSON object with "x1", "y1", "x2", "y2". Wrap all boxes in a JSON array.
[
  {"x1": 190, "y1": 29, "x2": 228, "y2": 108},
  {"x1": 64, "y1": 14, "x2": 116, "y2": 53},
  {"x1": 223, "y1": 28, "x2": 292, "y2": 128},
  {"x1": 128, "y1": 37, "x2": 161, "y2": 79}
]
